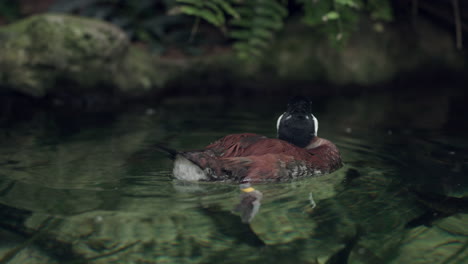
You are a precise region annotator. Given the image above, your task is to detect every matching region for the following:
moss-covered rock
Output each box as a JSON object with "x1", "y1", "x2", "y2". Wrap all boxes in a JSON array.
[
  {"x1": 0, "y1": 14, "x2": 465, "y2": 99},
  {"x1": 0, "y1": 14, "x2": 164, "y2": 97},
  {"x1": 263, "y1": 18, "x2": 464, "y2": 86}
]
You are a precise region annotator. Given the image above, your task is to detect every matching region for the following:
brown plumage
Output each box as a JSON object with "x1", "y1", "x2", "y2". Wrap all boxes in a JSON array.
[
  {"x1": 170, "y1": 97, "x2": 343, "y2": 184},
  {"x1": 176, "y1": 133, "x2": 343, "y2": 183}
]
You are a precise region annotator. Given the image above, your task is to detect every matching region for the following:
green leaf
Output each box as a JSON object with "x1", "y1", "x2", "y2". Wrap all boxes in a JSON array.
[
  {"x1": 212, "y1": 0, "x2": 240, "y2": 19},
  {"x1": 324, "y1": 11, "x2": 340, "y2": 20},
  {"x1": 251, "y1": 17, "x2": 283, "y2": 30},
  {"x1": 179, "y1": 6, "x2": 222, "y2": 26},
  {"x1": 230, "y1": 18, "x2": 253, "y2": 28},
  {"x1": 252, "y1": 28, "x2": 273, "y2": 39},
  {"x1": 204, "y1": 1, "x2": 225, "y2": 25},
  {"x1": 254, "y1": 6, "x2": 284, "y2": 22},
  {"x1": 301, "y1": 0, "x2": 333, "y2": 26},
  {"x1": 367, "y1": 0, "x2": 393, "y2": 21},
  {"x1": 258, "y1": 0, "x2": 288, "y2": 17},
  {"x1": 176, "y1": 0, "x2": 203, "y2": 7},
  {"x1": 236, "y1": 6, "x2": 255, "y2": 17},
  {"x1": 229, "y1": 0, "x2": 287, "y2": 58},
  {"x1": 248, "y1": 37, "x2": 269, "y2": 48},
  {"x1": 335, "y1": 0, "x2": 359, "y2": 8},
  {"x1": 230, "y1": 30, "x2": 252, "y2": 39},
  {"x1": 233, "y1": 42, "x2": 250, "y2": 50}
]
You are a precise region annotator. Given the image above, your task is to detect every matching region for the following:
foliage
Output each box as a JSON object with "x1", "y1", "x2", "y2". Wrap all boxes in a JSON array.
[
  {"x1": 177, "y1": 0, "x2": 393, "y2": 57},
  {"x1": 49, "y1": 0, "x2": 216, "y2": 55},
  {"x1": 43, "y1": 0, "x2": 394, "y2": 58},
  {"x1": 0, "y1": 0, "x2": 21, "y2": 22},
  {"x1": 176, "y1": 0, "x2": 240, "y2": 28},
  {"x1": 299, "y1": 0, "x2": 393, "y2": 45},
  {"x1": 230, "y1": 0, "x2": 288, "y2": 59},
  {"x1": 176, "y1": 0, "x2": 288, "y2": 59}
]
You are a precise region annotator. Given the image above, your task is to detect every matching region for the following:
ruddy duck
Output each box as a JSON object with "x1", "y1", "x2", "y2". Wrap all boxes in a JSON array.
[{"x1": 171, "y1": 96, "x2": 343, "y2": 183}]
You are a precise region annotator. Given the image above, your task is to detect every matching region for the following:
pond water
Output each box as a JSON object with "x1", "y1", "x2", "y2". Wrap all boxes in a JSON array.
[{"x1": 0, "y1": 88, "x2": 467, "y2": 264}]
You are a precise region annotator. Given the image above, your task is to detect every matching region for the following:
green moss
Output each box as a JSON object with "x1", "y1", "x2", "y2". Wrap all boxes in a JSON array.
[{"x1": 0, "y1": 14, "x2": 166, "y2": 97}]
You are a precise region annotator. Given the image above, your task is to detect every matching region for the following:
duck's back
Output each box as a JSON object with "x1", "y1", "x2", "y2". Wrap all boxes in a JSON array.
[
  {"x1": 173, "y1": 133, "x2": 342, "y2": 183},
  {"x1": 205, "y1": 133, "x2": 313, "y2": 158}
]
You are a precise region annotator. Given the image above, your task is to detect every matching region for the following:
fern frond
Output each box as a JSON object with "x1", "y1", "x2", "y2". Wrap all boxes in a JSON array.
[
  {"x1": 230, "y1": 0, "x2": 288, "y2": 59},
  {"x1": 176, "y1": 0, "x2": 287, "y2": 59},
  {"x1": 176, "y1": 0, "x2": 239, "y2": 27},
  {"x1": 211, "y1": 0, "x2": 240, "y2": 19}
]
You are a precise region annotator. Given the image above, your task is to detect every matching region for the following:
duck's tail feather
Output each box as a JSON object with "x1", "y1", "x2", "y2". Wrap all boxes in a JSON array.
[{"x1": 155, "y1": 144, "x2": 178, "y2": 159}]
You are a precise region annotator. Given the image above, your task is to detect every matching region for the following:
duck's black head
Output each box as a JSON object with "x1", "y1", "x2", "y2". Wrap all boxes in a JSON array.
[{"x1": 277, "y1": 96, "x2": 318, "y2": 148}]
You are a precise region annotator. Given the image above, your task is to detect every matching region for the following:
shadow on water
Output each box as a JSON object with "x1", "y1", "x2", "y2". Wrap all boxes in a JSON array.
[{"x1": 0, "y1": 86, "x2": 467, "y2": 263}]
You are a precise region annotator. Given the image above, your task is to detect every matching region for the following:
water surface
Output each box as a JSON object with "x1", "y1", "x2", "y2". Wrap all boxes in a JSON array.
[{"x1": 0, "y1": 90, "x2": 467, "y2": 264}]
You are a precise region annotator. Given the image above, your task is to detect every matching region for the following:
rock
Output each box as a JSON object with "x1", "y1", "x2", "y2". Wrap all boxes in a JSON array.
[
  {"x1": 164, "y1": 17, "x2": 466, "y2": 97},
  {"x1": 0, "y1": 243, "x2": 58, "y2": 264},
  {"x1": 0, "y1": 14, "x2": 465, "y2": 100},
  {"x1": 0, "y1": 14, "x2": 164, "y2": 98},
  {"x1": 264, "y1": 18, "x2": 464, "y2": 87},
  {"x1": 390, "y1": 217, "x2": 468, "y2": 264}
]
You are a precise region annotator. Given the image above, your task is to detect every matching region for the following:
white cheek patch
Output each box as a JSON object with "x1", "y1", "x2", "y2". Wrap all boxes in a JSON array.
[
  {"x1": 276, "y1": 113, "x2": 284, "y2": 130},
  {"x1": 278, "y1": 112, "x2": 318, "y2": 136},
  {"x1": 312, "y1": 114, "x2": 318, "y2": 136}
]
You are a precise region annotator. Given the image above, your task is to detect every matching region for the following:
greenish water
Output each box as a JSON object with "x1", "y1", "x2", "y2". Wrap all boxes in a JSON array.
[{"x1": 0, "y1": 91, "x2": 467, "y2": 264}]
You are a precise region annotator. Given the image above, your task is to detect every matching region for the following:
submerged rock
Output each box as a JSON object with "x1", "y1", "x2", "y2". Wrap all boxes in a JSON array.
[
  {"x1": 391, "y1": 215, "x2": 468, "y2": 264},
  {"x1": 0, "y1": 14, "x2": 164, "y2": 98}
]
